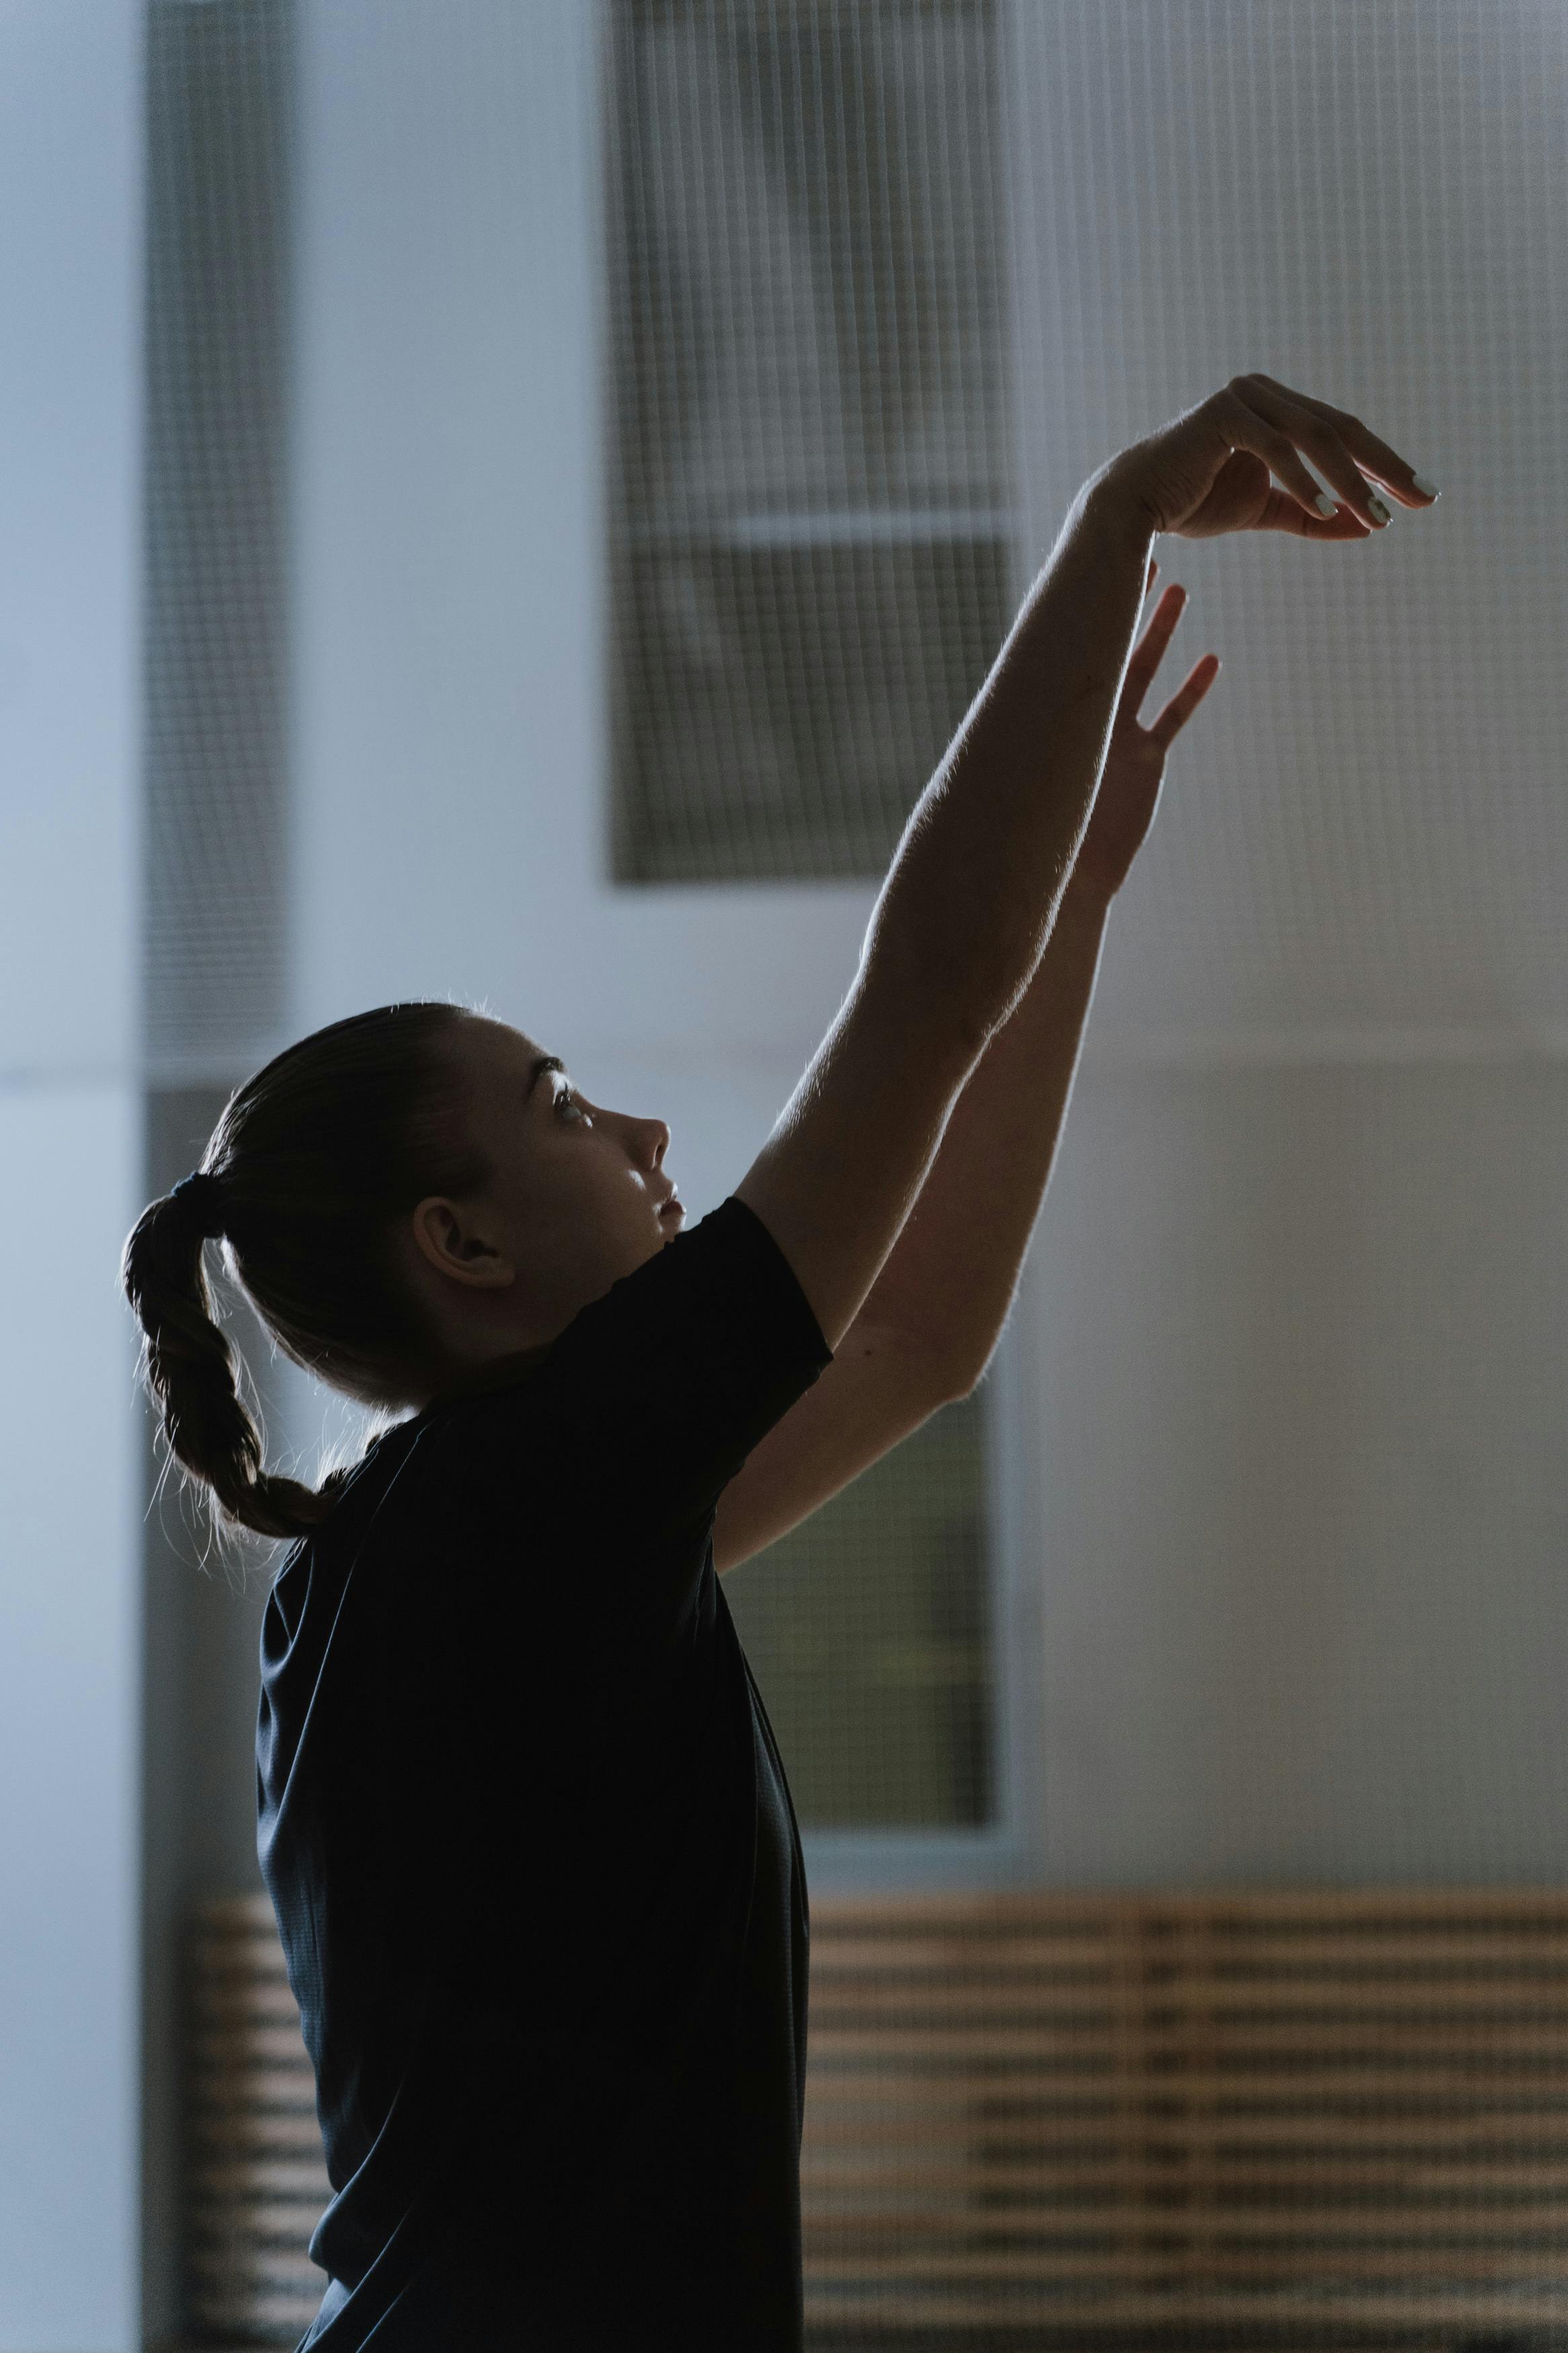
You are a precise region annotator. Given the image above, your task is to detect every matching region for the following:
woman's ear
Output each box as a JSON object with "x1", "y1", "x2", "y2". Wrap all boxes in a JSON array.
[{"x1": 409, "y1": 1198, "x2": 516, "y2": 1289}]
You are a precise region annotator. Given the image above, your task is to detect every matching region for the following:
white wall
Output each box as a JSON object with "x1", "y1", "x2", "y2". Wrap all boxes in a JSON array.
[
  {"x1": 292, "y1": 0, "x2": 866, "y2": 1116},
  {"x1": 0, "y1": 5, "x2": 142, "y2": 2348},
  {"x1": 995, "y1": 0, "x2": 1568, "y2": 1885},
  {"x1": 1026, "y1": 1058, "x2": 1568, "y2": 1885}
]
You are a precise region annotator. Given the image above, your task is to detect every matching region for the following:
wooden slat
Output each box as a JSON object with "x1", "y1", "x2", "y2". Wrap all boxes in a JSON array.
[
  {"x1": 802, "y1": 2205, "x2": 1568, "y2": 2246},
  {"x1": 804, "y1": 2077, "x2": 1568, "y2": 2113},
  {"x1": 190, "y1": 1938, "x2": 290, "y2": 1972},
  {"x1": 809, "y1": 1884, "x2": 1568, "y2": 1924},
  {"x1": 813, "y1": 1952, "x2": 1568, "y2": 1996},
  {"x1": 818, "y1": 1920, "x2": 1568, "y2": 1958},
  {"x1": 804, "y1": 2107, "x2": 1568, "y2": 2149},
  {"x1": 190, "y1": 2255, "x2": 321, "y2": 2292},
  {"x1": 189, "y1": 2254, "x2": 321, "y2": 2298},
  {"x1": 189, "y1": 2293, "x2": 320, "y2": 2333},
  {"x1": 197, "y1": 1892, "x2": 278, "y2": 1925},
  {"x1": 812, "y1": 1975, "x2": 1568, "y2": 2011},
  {"x1": 193, "y1": 2157, "x2": 330, "y2": 2191},
  {"x1": 804, "y1": 2243, "x2": 1568, "y2": 2282},
  {"x1": 194, "y1": 1982, "x2": 301, "y2": 2024},
  {"x1": 802, "y1": 2286, "x2": 1568, "y2": 2328},
  {"x1": 799, "y1": 2155, "x2": 1568, "y2": 2196},
  {"x1": 190, "y1": 2198, "x2": 326, "y2": 2241},
  {"x1": 194, "y1": 2026, "x2": 316, "y2": 2067},
  {"x1": 191, "y1": 2116, "x2": 324, "y2": 2156},
  {"x1": 808, "y1": 2023, "x2": 1568, "y2": 2059}
]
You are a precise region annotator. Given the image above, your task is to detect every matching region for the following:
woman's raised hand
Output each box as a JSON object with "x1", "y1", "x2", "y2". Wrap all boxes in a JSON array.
[
  {"x1": 1098, "y1": 373, "x2": 1439, "y2": 542},
  {"x1": 1067, "y1": 559, "x2": 1220, "y2": 904}
]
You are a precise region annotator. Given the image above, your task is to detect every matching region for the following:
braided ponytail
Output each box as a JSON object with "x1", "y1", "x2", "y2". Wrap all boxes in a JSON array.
[
  {"x1": 122, "y1": 1179, "x2": 340, "y2": 1542},
  {"x1": 122, "y1": 1000, "x2": 489, "y2": 1546}
]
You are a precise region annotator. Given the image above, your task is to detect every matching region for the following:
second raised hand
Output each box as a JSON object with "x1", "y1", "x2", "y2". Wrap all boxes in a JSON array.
[{"x1": 1069, "y1": 557, "x2": 1221, "y2": 906}]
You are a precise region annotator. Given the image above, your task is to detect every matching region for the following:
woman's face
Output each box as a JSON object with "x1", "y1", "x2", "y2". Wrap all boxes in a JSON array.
[{"x1": 437, "y1": 1015, "x2": 686, "y2": 1354}]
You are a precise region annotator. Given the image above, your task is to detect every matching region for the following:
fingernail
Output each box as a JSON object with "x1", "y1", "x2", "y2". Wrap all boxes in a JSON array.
[
  {"x1": 1367, "y1": 495, "x2": 1392, "y2": 526},
  {"x1": 1412, "y1": 473, "x2": 1440, "y2": 498},
  {"x1": 1314, "y1": 492, "x2": 1339, "y2": 518}
]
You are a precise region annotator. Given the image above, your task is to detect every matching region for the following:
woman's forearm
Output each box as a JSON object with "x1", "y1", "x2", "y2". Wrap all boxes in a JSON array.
[
  {"x1": 863, "y1": 374, "x2": 1432, "y2": 1055},
  {"x1": 858, "y1": 881, "x2": 1111, "y2": 1385},
  {"x1": 863, "y1": 471, "x2": 1152, "y2": 1046}
]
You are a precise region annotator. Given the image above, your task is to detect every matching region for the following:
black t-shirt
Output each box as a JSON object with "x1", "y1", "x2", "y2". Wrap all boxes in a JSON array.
[{"x1": 256, "y1": 1196, "x2": 833, "y2": 2351}]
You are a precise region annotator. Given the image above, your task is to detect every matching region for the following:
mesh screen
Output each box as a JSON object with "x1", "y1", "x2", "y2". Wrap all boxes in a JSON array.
[
  {"x1": 144, "y1": 0, "x2": 292, "y2": 1078},
  {"x1": 999, "y1": 0, "x2": 1568, "y2": 1051},
  {"x1": 605, "y1": 0, "x2": 1016, "y2": 882},
  {"x1": 136, "y1": 0, "x2": 1568, "y2": 2342}
]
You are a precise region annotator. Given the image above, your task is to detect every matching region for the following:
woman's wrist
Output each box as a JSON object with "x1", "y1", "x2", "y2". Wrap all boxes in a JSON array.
[
  {"x1": 1081, "y1": 455, "x2": 1163, "y2": 547},
  {"x1": 1057, "y1": 867, "x2": 1119, "y2": 930}
]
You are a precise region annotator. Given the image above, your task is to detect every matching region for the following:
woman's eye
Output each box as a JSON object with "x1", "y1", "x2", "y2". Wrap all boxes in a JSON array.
[{"x1": 555, "y1": 1088, "x2": 590, "y2": 1125}]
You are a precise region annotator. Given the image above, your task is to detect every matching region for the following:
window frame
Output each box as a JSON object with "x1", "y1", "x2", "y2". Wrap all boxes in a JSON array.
[{"x1": 799, "y1": 1296, "x2": 1044, "y2": 1895}]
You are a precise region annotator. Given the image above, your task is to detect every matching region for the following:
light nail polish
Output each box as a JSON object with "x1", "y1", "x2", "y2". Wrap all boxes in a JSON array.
[
  {"x1": 1412, "y1": 473, "x2": 1440, "y2": 497},
  {"x1": 1314, "y1": 492, "x2": 1338, "y2": 518},
  {"x1": 1367, "y1": 495, "x2": 1391, "y2": 526}
]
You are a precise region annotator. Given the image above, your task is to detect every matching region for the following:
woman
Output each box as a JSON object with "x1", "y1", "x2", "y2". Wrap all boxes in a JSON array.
[{"x1": 124, "y1": 378, "x2": 1434, "y2": 2350}]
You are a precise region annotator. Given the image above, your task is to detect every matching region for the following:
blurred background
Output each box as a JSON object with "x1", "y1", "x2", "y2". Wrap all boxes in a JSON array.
[{"x1": 2, "y1": 1, "x2": 1565, "y2": 2346}]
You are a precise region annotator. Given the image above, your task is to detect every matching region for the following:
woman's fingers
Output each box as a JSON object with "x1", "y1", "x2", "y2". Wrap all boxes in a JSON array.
[
  {"x1": 1141, "y1": 581, "x2": 1188, "y2": 657},
  {"x1": 1253, "y1": 477, "x2": 1370, "y2": 540},
  {"x1": 1248, "y1": 374, "x2": 1438, "y2": 508},
  {"x1": 1124, "y1": 582, "x2": 1223, "y2": 748},
  {"x1": 1122, "y1": 582, "x2": 1187, "y2": 705},
  {"x1": 1212, "y1": 381, "x2": 1373, "y2": 528},
  {"x1": 1150, "y1": 653, "x2": 1222, "y2": 752},
  {"x1": 1236, "y1": 378, "x2": 1386, "y2": 526},
  {"x1": 1229, "y1": 374, "x2": 1430, "y2": 530}
]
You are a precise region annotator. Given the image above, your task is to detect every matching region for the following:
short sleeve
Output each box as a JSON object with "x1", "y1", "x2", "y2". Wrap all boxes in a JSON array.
[{"x1": 463, "y1": 1196, "x2": 833, "y2": 1552}]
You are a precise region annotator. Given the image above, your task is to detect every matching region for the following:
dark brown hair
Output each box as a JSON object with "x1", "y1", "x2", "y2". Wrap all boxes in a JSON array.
[{"x1": 122, "y1": 1001, "x2": 489, "y2": 1542}]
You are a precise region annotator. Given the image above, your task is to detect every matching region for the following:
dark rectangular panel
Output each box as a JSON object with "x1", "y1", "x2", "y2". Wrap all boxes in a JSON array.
[
  {"x1": 605, "y1": 0, "x2": 1018, "y2": 882},
  {"x1": 144, "y1": 0, "x2": 292, "y2": 1075}
]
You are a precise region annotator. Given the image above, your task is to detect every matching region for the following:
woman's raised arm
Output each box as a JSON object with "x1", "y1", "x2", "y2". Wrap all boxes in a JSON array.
[{"x1": 736, "y1": 374, "x2": 1436, "y2": 1353}]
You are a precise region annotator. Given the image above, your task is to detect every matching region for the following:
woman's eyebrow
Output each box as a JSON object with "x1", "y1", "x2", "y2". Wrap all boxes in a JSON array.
[{"x1": 527, "y1": 1054, "x2": 566, "y2": 1099}]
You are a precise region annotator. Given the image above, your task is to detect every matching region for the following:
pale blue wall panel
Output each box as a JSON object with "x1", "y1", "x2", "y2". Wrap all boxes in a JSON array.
[
  {"x1": 0, "y1": 1084, "x2": 140, "y2": 2352},
  {"x1": 0, "y1": 3, "x2": 142, "y2": 2342},
  {"x1": 0, "y1": 0, "x2": 140, "y2": 1081}
]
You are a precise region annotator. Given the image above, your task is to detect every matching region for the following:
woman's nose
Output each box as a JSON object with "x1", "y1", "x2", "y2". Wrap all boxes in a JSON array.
[{"x1": 634, "y1": 1114, "x2": 671, "y2": 1166}]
